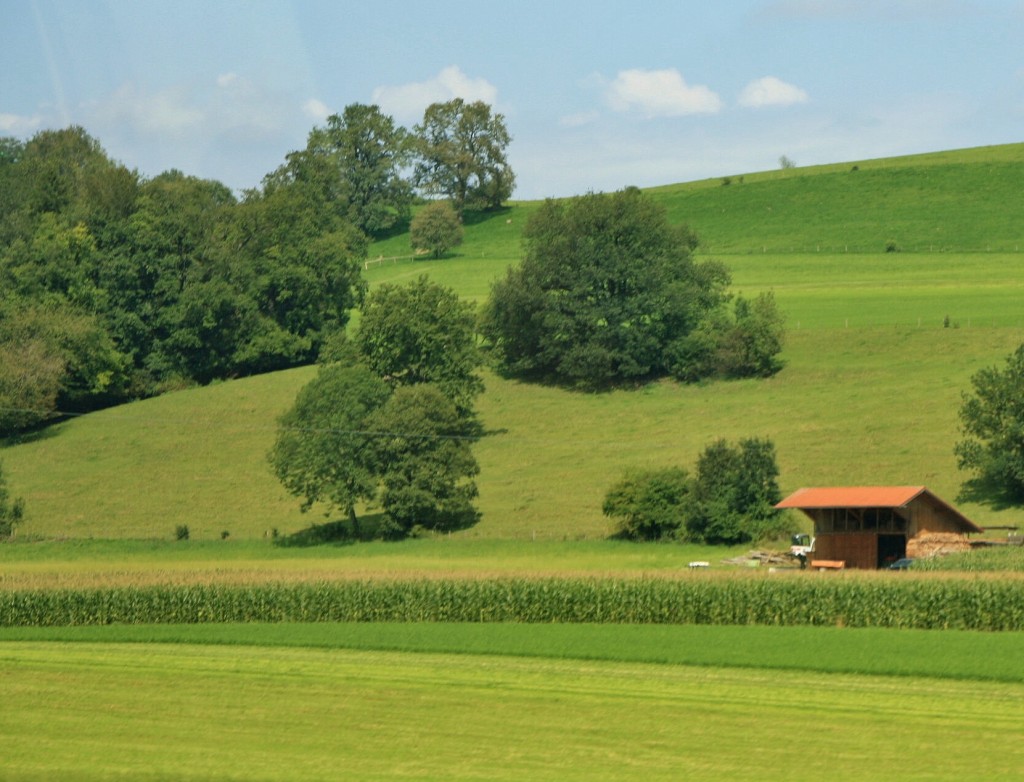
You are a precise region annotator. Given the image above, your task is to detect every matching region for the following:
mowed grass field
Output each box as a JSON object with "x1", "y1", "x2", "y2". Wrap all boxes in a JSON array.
[
  {"x1": 4, "y1": 626, "x2": 1024, "y2": 781},
  {"x1": 4, "y1": 144, "x2": 1024, "y2": 781}
]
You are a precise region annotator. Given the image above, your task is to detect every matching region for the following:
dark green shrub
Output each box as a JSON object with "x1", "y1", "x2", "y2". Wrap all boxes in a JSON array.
[{"x1": 602, "y1": 468, "x2": 690, "y2": 540}]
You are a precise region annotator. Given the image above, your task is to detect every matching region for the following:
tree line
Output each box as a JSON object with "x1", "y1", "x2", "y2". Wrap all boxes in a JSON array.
[
  {"x1": 2, "y1": 104, "x2": 794, "y2": 540},
  {"x1": 0, "y1": 99, "x2": 514, "y2": 435}
]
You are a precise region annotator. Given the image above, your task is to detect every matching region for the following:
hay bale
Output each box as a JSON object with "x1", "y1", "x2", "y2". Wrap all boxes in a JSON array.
[{"x1": 907, "y1": 531, "x2": 971, "y2": 559}]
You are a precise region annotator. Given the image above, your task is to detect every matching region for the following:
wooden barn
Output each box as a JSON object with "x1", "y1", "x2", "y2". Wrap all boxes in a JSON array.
[{"x1": 775, "y1": 486, "x2": 982, "y2": 569}]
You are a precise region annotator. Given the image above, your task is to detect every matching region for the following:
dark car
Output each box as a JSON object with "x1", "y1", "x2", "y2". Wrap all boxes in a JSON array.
[{"x1": 887, "y1": 557, "x2": 915, "y2": 570}]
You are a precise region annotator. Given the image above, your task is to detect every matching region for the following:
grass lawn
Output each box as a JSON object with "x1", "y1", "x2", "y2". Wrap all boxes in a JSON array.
[{"x1": 3, "y1": 640, "x2": 1024, "y2": 781}]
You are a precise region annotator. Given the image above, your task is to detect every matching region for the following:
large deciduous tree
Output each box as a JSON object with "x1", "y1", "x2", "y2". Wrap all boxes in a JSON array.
[
  {"x1": 356, "y1": 276, "x2": 483, "y2": 416},
  {"x1": 269, "y1": 363, "x2": 392, "y2": 528},
  {"x1": 955, "y1": 344, "x2": 1024, "y2": 504},
  {"x1": 282, "y1": 104, "x2": 413, "y2": 237},
  {"x1": 367, "y1": 384, "x2": 480, "y2": 539},
  {"x1": 0, "y1": 300, "x2": 128, "y2": 432},
  {"x1": 413, "y1": 99, "x2": 514, "y2": 212},
  {"x1": 272, "y1": 277, "x2": 484, "y2": 538},
  {"x1": 481, "y1": 188, "x2": 736, "y2": 387}
]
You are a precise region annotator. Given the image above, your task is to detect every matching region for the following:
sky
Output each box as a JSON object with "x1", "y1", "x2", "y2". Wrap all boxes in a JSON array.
[{"x1": 3, "y1": 0, "x2": 1024, "y2": 200}]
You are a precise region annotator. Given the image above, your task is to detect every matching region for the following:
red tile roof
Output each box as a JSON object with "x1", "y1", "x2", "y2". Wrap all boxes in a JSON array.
[
  {"x1": 775, "y1": 486, "x2": 982, "y2": 532},
  {"x1": 776, "y1": 486, "x2": 927, "y2": 509}
]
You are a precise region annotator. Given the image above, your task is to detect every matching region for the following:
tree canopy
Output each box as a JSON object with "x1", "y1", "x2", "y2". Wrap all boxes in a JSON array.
[
  {"x1": 271, "y1": 277, "x2": 484, "y2": 539},
  {"x1": 0, "y1": 106, "x2": 514, "y2": 433},
  {"x1": 481, "y1": 188, "x2": 782, "y2": 387},
  {"x1": 413, "y1": 99, "x2": 515, "y2": 212},
  {"x1": 269, "y1": 363, "x2": 392, "y2": 526},
  {"x1": 602, "y1": 467, "x2": 691, "y2": 541},
  {"x1": 603, "y1": 437, "x2": 788, "y2": 544},
  {"x1": 272, "y1": 104, "x2": 413, "y2": 237},
  {"x1": 955, "y1": 344, "x2": 1024, "y2": 505},
  {"x1": 410, "y1": 200, "x2": 463, "y2": 258},
  {"x1": 356, "y1": 275, "x2": 483, "y2": 415}
]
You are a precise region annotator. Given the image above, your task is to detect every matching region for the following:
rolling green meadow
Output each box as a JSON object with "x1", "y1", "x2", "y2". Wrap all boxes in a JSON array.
[{"x1": 5, "y1": 144, "x2": 1024, "y2": 780}]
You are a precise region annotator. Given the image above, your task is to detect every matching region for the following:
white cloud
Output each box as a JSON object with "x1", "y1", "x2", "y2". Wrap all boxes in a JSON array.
[
  {"x1": 605, "y1": 69, "x2": 722, "y2": 118},
  {"x1": 88, "y1": 82, "x2": 204, "y2": 136},
  {"x1": 559, "y1": 110, "x2": 600, "y2": 128},
  {"x1": 372, "y1": 66, "x2": 499, "y2": 123},
  {"x1": 760, "y1": 0, "x2": 974, "y2": 21},
  {"x1": 738, "y1": 76, "x2": 810, "y2": 108},
  {"x1": 0, "y1": 112, "x2": 43, "y2": 134},
  {"x1": 302, "y1": 98, "x2": 331, "y2": 122},
  {"x1": 86, "y1": 75, "x2": 302, "y2": 146}
]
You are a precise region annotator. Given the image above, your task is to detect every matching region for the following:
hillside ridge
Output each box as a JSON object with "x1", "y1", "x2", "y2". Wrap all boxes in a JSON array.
[{"x1": 6, "y1": 142, "x2": 1024, "y2": 541}]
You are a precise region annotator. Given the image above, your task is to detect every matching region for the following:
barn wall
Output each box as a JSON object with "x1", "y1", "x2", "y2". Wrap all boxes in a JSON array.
[
  {"x1": 909, "y1": 497, "x2": 967, "y2": 535},
  {"x1": 815, "y1": 533, "x2": 877, "y2": 570}
]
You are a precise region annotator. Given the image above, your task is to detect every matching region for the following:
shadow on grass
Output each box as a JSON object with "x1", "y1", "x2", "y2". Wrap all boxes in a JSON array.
[
  {"x1": 272, "y1": 512, "x2": 390, "y2": 548},
  {"x1": 461, "y1": 205, "x2": 513, "y2": 227},
  {"x1": 957, "y1": 476, "x2": 1024, "y2": 511}
]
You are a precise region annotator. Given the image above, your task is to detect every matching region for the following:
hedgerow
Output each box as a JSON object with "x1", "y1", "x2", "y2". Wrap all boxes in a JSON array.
[{"x1": 4, "y1": 577, "x2": 1024, "y2": 631}]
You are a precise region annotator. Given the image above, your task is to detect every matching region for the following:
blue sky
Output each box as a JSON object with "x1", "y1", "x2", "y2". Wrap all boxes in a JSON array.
[{"x1": 4, "y1": 0, "x2": 1023, "y2": 199}]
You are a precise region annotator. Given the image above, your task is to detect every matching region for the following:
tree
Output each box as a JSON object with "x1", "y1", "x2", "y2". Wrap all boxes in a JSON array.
[
  {"x1": 281, "y1": 104, "x2": 413, "y2": 236},
  {"x1": 602, "y1": 467, "x2": 690, "y2": 541},
  {"x1": 269, "y1": 363, "x2": 391, "y2": 529},
  {"x1": 119, "y1": 170, "x2": 238, "y2": 381},
  {"x1": 480, "y1": 188, "x2": 729, "y2": 387},
  {"x1": 720, "y1": 292, "x2": 785, "y2": 378},
  {"x1": 367, "y1": 384, "x2": 480, "y2": 538},
  {"x1": 409, "y1": 200, "x2": 463, "y2": 258},
  {"x1": 0, "y1": 460, "x2": 25, "y2": 538},
  {"x1": 685, "y1": 437, "x2": 787, "y2": 545},
  {"x1": 413, "y1": 99, "x2": 515, "y2": 212},
  {"x1": 668, "y1": 292, "x2": 785, "y2": 382},
  {"x1": 0, "y1": 300, "x2": 128, "y2": 431},
  {"x1": 356, "y1": 276, "x2": 483, "y2": 415},
  {"x1": 215, "y1": 176, "x2": 368, "y2": 376},
  {"x1": 271, "y1": 279, "x2": 485, "y2": 538},
  {"x1": 0, "y1": 336, "x2": 64, "y2": 435},
  {"x1": 955, "y1": 344, "x2": 1024, "y2": 504}
]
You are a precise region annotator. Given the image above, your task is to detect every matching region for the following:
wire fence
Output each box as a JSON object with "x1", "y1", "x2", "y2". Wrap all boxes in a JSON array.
[
  {"x1": 363, "y1": 250, "x2": 430, "y2": 270},
  {"x1": 704, "y1": 243, "x2": 1024, "y2": 255}
]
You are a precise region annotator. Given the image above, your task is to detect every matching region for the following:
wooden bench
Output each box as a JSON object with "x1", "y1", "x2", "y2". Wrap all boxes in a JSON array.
[{"x1": 810, "y1": 560, "x2": 845, "y2": 571}]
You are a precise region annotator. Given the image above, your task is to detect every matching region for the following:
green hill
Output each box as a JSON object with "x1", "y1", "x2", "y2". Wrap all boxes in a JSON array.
[{"x1": 5, "y1": 143, "x2": 1024, "y2": 541}]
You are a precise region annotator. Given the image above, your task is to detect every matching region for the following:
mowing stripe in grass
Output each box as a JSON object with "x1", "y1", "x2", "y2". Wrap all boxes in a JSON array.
[
  {"x1": 6, "y1": 643, "x2": 1024, "y2": 781},
  {"x1": 3, "y1": 622, "x2": 1022, "y2": 683}
]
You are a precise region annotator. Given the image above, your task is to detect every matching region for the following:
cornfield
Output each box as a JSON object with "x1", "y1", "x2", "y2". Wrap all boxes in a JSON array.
[{"x1": 4, "y1": 576, "x2": 1024, "y2": 630}]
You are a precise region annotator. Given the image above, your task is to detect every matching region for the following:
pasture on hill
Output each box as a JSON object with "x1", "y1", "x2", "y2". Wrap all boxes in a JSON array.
[{"x1": 3, "y1": 143, "x2": 1024, "y2": 542}]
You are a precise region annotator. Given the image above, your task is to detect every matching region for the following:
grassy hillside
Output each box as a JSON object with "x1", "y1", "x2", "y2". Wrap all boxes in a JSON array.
[
  {"x1": 4, "y1": 143, "x2": 1024, "y2": 541},
  {"x1": 656, "y1": 143, "x2": 1024, "y2": 254}
]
